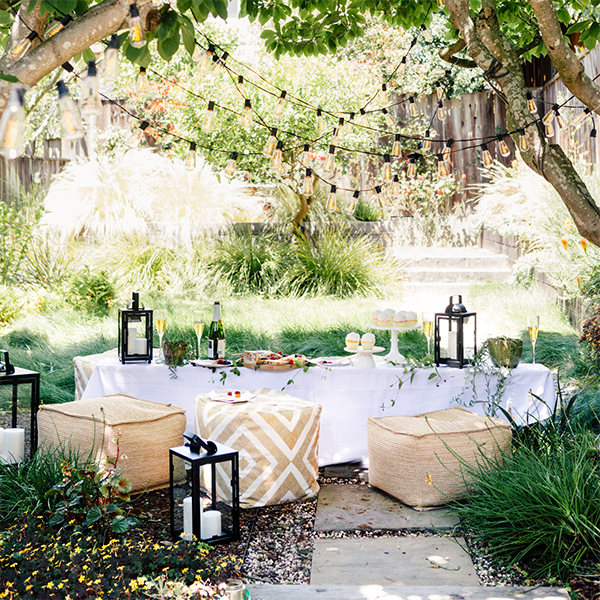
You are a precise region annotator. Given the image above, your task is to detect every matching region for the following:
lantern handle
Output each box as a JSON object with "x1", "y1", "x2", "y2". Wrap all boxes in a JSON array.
[
  {"x1": 183, "y1": 431, "x2": 218, "y2": 455},
  {"x1": 127, "y1": 291, "x2": 144, "y2": 310},
  {"x1": 445, "y1": 295, "x2": 467, "y2": 314}
]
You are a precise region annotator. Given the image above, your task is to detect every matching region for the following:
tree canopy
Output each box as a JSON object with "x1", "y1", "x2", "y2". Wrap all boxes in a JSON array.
[{"x1": 1, "y1": 1, "x2": 600, "y2": 246}]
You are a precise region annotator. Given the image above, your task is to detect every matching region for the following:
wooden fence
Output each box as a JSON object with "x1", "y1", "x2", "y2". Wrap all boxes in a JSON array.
[{"x1": 0, "y1": 156, "x2": 69, "y2": 203}]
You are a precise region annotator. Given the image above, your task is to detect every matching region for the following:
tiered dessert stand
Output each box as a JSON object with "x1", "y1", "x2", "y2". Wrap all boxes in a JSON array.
[
  {"x1": 373, "y1": 323, "x2": 421, "y2": 365},
  {"x1": 344, "y1": 345, "x2": 385, "y2": 369}
]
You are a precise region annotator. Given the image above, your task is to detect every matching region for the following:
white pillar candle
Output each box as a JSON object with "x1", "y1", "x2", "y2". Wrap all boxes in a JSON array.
[
  {"x1": 183, "y1": 496, "x2": 193, "y2": 541},
  {"x1": 134, "y1": 338, "x2": 147, "y2": 355},
  {"x1": 448, "y1": 331, "x2": 457, "y2": 359},
  {"x1": 127, "y1": 325, "x2": 138, "y2": 354},
  {"x1": 201, "y1": 510, "x2": 221, "y2": 539},
  {"x1": 2, "y1": 428, "x2": 24, "y2": 464}
]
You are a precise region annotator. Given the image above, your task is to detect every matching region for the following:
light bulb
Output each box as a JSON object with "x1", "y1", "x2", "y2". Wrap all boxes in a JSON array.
[
  {"x1": 392, "y1": 175, "x2": 400, "y2": 195},
  {"x1": 408, "y1": 97, "x2": 418, "y2": 117},
  {"x1": 337, "y1": 117, "x2": 345, "y2": 137},
  {"x1": 423, "y1": 130, "x2": 431, "y2": 151},
  {"x1": 271, "y1": 140, "x2": 284, "y2": 171},
  {"x1": 590, "y1": 125, "x2": 597, "y2": 138},
  {"x1": 442, "y1": 139, "x2": 454, "y2": 162},
  {"x1": 481, "y1": 144, "x2": 493, "y2": 166},
  {"x1": 498, "y1": 136, "x2": 510, "y2": 157},
  {"x1": 543, "y1": 107, "x2": 556, "y2": 125},
  {"x1": 323, "y1": 145, "x2": 336, "y2": 172},
  {"x1": 437, "y1": 101, "x2": 446, "y2": 122},
  {"x1": 185, "y1": 142, "x2": 197, "y2": 170},
  {"x1": 11, "y1": 31, "x2": 38, "y2": 60},
  {"x1": 347, "y1": 190, "x2": 359, "y2": 212},
  {"x1": 274, "y1": 90, "x2": 287, "y2": 120},
  {"x1": 359, "y1": 108, "x2": 369, "y2": 127},
  {"x1": 555, "y1": 110, "x2": 566, "y2": 129},
  {"x1": 103, "y1": 35, "x2": 120, "y2": 82},
  {"x1": 300, "y1": 144, "x2": 311, "y2": 168},
  {"x1": 56, "y1": 80, "x2": 84, "y2": 141},
  {"x1": 326, "y1": 185, "x2": 337, "y2": 212},
  {"x1": 126, "y1": 120, "x2": 149, "y2": 148},
  {"x1": 407, "y1": 157, "x2": 417, "y2": 179},
  {"x1": 572, "y1": 108, "x2": 591, "y2": 127},
  {"x1": 212, "y1": 51, "x2": 228, "y2": 74},
  {"x1": 262, "y1": 127, "x2": 278, "y2": 157},
  {"x1": 420, "y1": 24, "x2": 432, "y2": 42},
  {"x1": 345, "y1": 113, "x2": 355, "y2": 135},
  {"x1": 0, "y1": 86, "x2": 26, "y2": 159},
  {"x1": 202, "y1": 101, "x2": 216, "y2": 134},
  {"x1": 236, "y1": 75, "x2": 244, "y2": 94},
  {"x1": 519, "y1": 128, "x2": 528, "y2": 151},
  {"x1": 128, "y1": 4, "x2": 146, "y2": 48},
  {"x1": 381, "y1": 83, "x2": 388, "y2": 106},
  {"x1": 46, "y1": 15, "x2": 72, "y2": 39},
  {"x1": 545, "y1": 122, "x2": 555, "y2": 138},
  {"x1": 392, "y1": 133, "x2": 402, "y2": 156},
  {"x1": 316, "y1": 108, "x2": 325, "y2": 132},
  {"x1": 136, "y1": 67, "x2": 149, "y2": 97},
  {"x1": 192, "y1": 45, "x2": 201, "y2": 62},
  {"x1": 398, "y1": 57, "x2": 407, "y2": 76},
  {"x1": 79, "y1": 61, "x2": 103, "y2": 118},
  {"x1": 196, "y1": 44, "x2": 215, "y2": 73},
  {"x1": 302, "y1": 168, "x2": 314, "y2": 196},
  {"x1": 225, "y1": 151, "x2": 238, "y2": 177},
  {"x1": 382, "y1": 108, "x2": 395, "y2": 128},
  {"x1": 435, "y1": 82, "x2": 444, "y2": 101},
  {"x1": 382, "y1": 154, "x2": 392, "y2": 181},
  {"x1": 437, "y1": 155, "x2": 449, "y2": 177},
  {"x1": 373, "y1": 185, "x2": 383, "y2": 206},
  {"x1": 240, "y1": 99, "x2": 253, "y2": 130},
  {"x1": 526, "y1": 92, "x2": 537, "y2": 115}
]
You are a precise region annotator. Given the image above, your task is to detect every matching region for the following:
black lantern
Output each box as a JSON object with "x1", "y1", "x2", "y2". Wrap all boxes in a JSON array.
[
  {"x1": 118, "y1": 291, "x2": 153, "y2": 364},
  {"x1": 169, "y1": 433, "x2": 240, "y2": 544},
  {"x1": 434, "y1": 295, "x2": 477, "y2": 368}
]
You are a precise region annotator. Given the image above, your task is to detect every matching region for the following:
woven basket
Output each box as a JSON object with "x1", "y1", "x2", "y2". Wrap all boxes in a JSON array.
[
  {"x1": 38, "y1": 394, "x2": 187, "y2": 492},
  {"x1": 367, "y1": 407, "x2": 511, "y2": 510}
]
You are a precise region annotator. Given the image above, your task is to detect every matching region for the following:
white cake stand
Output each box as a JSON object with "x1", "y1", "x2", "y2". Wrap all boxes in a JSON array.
[
  {"x1": 372, "y1": 324, "x2": 421, "y2": 365},
  {"x1": 344, "y1": 346, "x2": 385, "y2": 369}
]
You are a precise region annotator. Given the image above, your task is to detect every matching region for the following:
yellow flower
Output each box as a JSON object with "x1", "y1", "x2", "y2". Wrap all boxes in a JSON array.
[
  {"x1": 426, "y1": 473, "x2": 433, "y2": 487},
  {"x1": 565, "y1": 219, "x2": 572, "y2": 232},
  {"x1": 561, "y1": 237, "x2": 568, "y2": 250},
  {"x1": 581, "y1": 238, "x2": 589, "y2": 252}
]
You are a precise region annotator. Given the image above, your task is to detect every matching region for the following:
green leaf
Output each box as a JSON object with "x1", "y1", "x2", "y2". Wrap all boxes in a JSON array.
[
  {"x1": 0, "y1": 74, "x2": 19, "y2": 83},
  {"x1": 48, "y1": 514, "x2": 64, "y2": 527},
  {"x1": 124, "y1": 41, "x2": 152, "y2": 68},
  {"x1": 567, "y1": 20, "x2": 592, "y2": 34},
  {"x1": 111, "y1": 514, "x2": 130, "y2": 533},
  {"x1": 0, "y1": 12, "x2": 13, "y2": 25},
  {"x1": 212, "y1": 0, "x2": 228, "y2": 20},
  {"x1": 556, "y1": 8, "x2": 571, "y2": 25},
  {"x1": 82, "y1": 48, "x2": 95, "y2": 63},
  {"x1": 178, "y1": 0, "x2": 193, "y2": 10},
  {"x1": 428, "y1": 372, "x2": 437, "y2": 379},
  {"x1": 85, "y1": 506, "x2": 103, "y2": 525},
  {"x1": 179, "y1": 15, "x2": 195, "y2": 55}
]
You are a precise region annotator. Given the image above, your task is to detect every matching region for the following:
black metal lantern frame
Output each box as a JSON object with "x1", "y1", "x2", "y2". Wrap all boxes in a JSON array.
[
  {"x1": 118, "y1": 292, "x2": 153, "y2": 364},
  {"x1": 169, "y1": 442, "x2": 240, "y2": 544},
  {"x1": 434, "y1": 310, "x2": 477, "y2": 368}
]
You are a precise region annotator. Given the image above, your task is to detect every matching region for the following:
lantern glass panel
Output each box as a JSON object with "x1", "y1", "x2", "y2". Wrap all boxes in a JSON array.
[{"x1": 434, "y1": 311, "x2": 477, "y2": 368}]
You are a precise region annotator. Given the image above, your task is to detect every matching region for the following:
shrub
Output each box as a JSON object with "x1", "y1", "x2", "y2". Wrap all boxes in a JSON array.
[
  {"x1": 66, "y1": 267, "x2": 116, "y2": 314},
  {"x1": 0, "y1": 285, "x2": 22, "y2": 327},
  {"x1": 353, "y1": 198, "x2": 384, "y2": 222}
]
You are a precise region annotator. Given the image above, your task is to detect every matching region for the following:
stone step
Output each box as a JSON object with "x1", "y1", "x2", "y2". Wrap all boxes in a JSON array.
[
  {"x1": 247, "y1": 584, "x2": 568, "y2": 599},
  {"x1": 402, "y1": 267, "x2": 511, "y2": 284},
  {"x1": 392, "y1": 246, "x2": 512, "y2": 270}
]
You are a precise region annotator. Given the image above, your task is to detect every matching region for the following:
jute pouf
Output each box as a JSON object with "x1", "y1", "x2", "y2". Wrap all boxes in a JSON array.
[
  {"x1": 195, "y1": 388, "x2": 321, "y2": 508},
  {"x1": 73, "y1": 349, "x2": 118, "y2": 401},
  {"x1": 38, "y1": 394, "x2": 186, "y2": 492},
  {"x1": 367, "y1": 406, "x2": 511, "y2": 511}
]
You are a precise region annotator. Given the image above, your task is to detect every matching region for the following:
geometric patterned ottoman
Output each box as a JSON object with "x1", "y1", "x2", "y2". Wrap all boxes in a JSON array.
[
  {"x1": 73, "y1": 349, "x2": 119, "y2": 401},
  {"x1": 38, "y1": 394, "x2": 187, "y2": 493},
  {"x1": 195, "y1": 388, "x2": 321, "y2": 508},
  {"x1": 367, "y1": 406, "x2": 511, "y2": 511}
]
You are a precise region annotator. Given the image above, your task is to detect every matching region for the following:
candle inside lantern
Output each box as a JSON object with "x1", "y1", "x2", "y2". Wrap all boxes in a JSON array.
[
  {"x1": 448, "y1": 330, "x2": 457, "y2": 359},
  {"x1": 183, "y1": 495, "x2": 203, "y2": 541},
  {"x1": 2, "y1": 428, "x2": 24, "y2": 464},
  {"x1": 127, "y1": 325, "x2": 138, "y2": 354},
  {"x1": 201, "y1": 510, "x2": 221, "y2": 539},
  {"x1": 134, "y1": 338, "x2": 147, "y2": 355}
]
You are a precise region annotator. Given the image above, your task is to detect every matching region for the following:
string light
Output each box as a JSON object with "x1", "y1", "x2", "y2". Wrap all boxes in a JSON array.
[
  {"x1": 497, "y1": 135, "x2": 510, "y2": 158},
  {"x1": 526, "y1": 92, "x2": 537, "y2": 115},
  {"x1": 185, "y1": 142, "x2": 197, "y2": 170},
  {"x1": 128, "y1": 4, "x2": 147, "y2": 49},
  {"x1": 422, "y1": 129, "x2": 431, "y2": 151},
  {"x1": 437, "y1": 100, "x2": 446, "y2": 122},
  {"x1": 347, "y1": 190, "x2": 360, "y2": 212},
  {"x1": 10, "y1": 31, "x2": 39, "y2": 60},
  {"x1": 46, "y1": 15, "x2": 72, "y2": 39},
  {"x1": 545, "y1": 121, "x2": 555, "y2": 138},
  {"x1": 79, "y1": 61, "x2": 103, "y2": 118},
  {"x1": 201, "y1": 101, "x2": 216, "y2": 134},
  {"x1": 392, "y1": 174, "x2": 400, "y2": 195},
  {"x1": 398, "y1": 56, "x2": 407, "y2": 75},
  {"x1": 103, "y1": 34, "x2": 120, "y2": 82},
  {"x1": 373, "y1": 185, "x2": 383, "y2": 206},
  {"x1": 236, "y1": 75, "x2": 245, "y2": 94},
  {"x1": 590, "y1": 121, "x2": 597, "y2": 138},
  {"x1": 442, "y1": 138, "x2": 454, "y2": 162},
  {"x1": 240, "y1": 99, "x2": 253, "y2": 130},
  {"x1": 0, "y1": 86, "x2": 26, "y2": 159},
  {"x1": 408, "y1": 97, "x2": 418, "y2": 117},
  {"x1": 345, "y1": 113, "x2": 355, "y2": 135},
  {"x1": 420, "y1": 24, "x2": 433, "y2": 42},
  {"x1": 407, "y1": 154, "x2": 418, "y2": 178},
  {"x1": 380, "y1": 84, "x2": 388, "y2": 106},
  {"x1": 271, "y1": 140, "x2": 284, "y2": 171},
  {"x1": 392, "y1": 133, "x2": 402, "y2": 156},
  {"x1": 300, "y1": 143, "x2": 311, "y2": 168},
  {"x1": 323, "y1": 145, "x2": 336, "y2": 172},
  {"x1": 302, "y1": 168, "x2": 314, "y2": 195},
  {"x1": 434, "y1": 82, "x2": 444, "y2": 101},
  {"x1": 382, "y1": 108, "x2": 395, "y2": 128},
  {"x1": 437, "y1": 154, "x2": 449, "y2": 177},
  {"x1": 316, "y1": 108, "x2": 325, "y2": 132},
  {"x1": 481, "y1": 143, "x2": 493, "y2": 166},
  {"x1": 326, "y1": 185, "x2": 337, "y2": 212},
  {"x1": 359, "y1": 108, "x2": 369, "y2": 126},
  {"x1": 518, "y1": 128, "x2": 528, "y2": 151},
  {"x1": 572, "y1": 107, "x2": 592, "y2": 127},
  {"x1": 136, "y1": 67, "x2": 149, "y2": 97},
  {"x1": 382, "y1": 153, "x2": 392, "y2": 181},
  {"x1": 225, "y1": 151, "x2": 238, "y2": 176},
  {"x1": 56, "y1": 80, "x2": 84, "y2": 141},
  {"x1": 555, "y1": 108, "x2": 566, "y2": 129},
  {"x1": 212, "y1": 51, "x2": 229, "y2": 74},
  {"x1": 543, "y1": 104, "x2": 557, "y2": 125},
  {"x1": 262, "y1": 127, "x2": 278, "y2": 157},
  {"x1": 126, "y1": 119, "x2": 149, "y2": 148},
  {"x1": 197, "y1": 44, "x2": 215, "y2": 73},
  {"x1": 273, "y1": 90, "x2": 287, "y2": 120}
]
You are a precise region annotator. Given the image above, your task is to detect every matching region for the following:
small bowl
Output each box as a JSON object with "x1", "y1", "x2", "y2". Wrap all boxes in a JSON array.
[{"x1": 485, "y1": 337, "x2": 523, "y2": 369}]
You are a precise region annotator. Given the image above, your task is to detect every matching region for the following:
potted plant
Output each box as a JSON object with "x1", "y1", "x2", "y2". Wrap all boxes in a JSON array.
[
  {"x1": 163, "y1": 338, "x2": 190, "y2": 378},
  {"x1": 482, "y1": 336, "x2": 523, "y2": 369}
]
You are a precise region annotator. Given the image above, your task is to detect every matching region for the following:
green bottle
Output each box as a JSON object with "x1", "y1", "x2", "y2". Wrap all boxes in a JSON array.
[{"x1": 207, "y1": 301, "x2": 225, "y2": 359}]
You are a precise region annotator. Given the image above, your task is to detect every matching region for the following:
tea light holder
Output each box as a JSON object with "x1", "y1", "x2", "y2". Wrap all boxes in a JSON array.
[
  {"x1": 169, "y1": 439, "x2": 239, "y2": 544},
  {"x1": 434, "y1": 295, "x2": 477, "y2": 368}
]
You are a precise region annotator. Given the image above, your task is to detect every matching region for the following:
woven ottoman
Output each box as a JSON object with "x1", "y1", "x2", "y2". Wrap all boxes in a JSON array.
[
  {"x1": 38, "y1": 394, "x2": 186, "y2": 493},
  {"x1": 195, "y1": 388, "x2": 321, "y2": 508},
  {"x1": 73, "y1": 349, "x2": 118, "y2": 401},
  {"x1": 367, "y1": 407, "x2": 511, "y2": 511}
]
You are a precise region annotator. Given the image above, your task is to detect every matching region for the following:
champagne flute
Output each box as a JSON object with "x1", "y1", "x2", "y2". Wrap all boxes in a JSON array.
[
  {"x1": 155, "y1": 310, "x2": 167, "y2": 363},
  {"x1": 193, "y1": 312, "x2": 205, "y2": 360},
  {"x1": 527, "y1": 315, "x2": 540, "y2": 364},
  {"x1": 422, "y1": 313, "x2": 435, "y2": 358}
]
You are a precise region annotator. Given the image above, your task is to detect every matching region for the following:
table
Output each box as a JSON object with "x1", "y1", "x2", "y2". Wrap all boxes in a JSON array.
[
  {"x1": 0, "y1": 366, "x2": 40, "y2": 458},
  {"x1": 81, "y1": 357, "x2": 555, "y2": 466}
]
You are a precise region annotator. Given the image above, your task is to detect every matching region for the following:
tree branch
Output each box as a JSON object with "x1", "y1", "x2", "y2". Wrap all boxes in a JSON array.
[{"x1": 438, "y1": 39, "x2": 478, "y2": 68}]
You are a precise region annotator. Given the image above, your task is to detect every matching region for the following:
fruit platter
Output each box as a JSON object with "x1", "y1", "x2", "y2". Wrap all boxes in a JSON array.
[{"x1": 243, "y1": 350, "x2": 307, "y2": 370}]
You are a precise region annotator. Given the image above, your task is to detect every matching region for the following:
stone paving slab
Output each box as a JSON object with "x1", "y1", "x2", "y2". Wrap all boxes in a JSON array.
[
  {"x1": 310, "y1": 536, "x2": 478, "y2": 586},
  {"x1": 248, "y1": 584, "x2": 569, "y2": 600},
  {"x1": 314, "y1": 484, "x2": 459, "y2": 532}
]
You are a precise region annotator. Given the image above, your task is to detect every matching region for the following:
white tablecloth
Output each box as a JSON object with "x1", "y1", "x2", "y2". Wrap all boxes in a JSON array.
[{"x1": 81, "y1": 358, "x2": 555, "y2": 466}]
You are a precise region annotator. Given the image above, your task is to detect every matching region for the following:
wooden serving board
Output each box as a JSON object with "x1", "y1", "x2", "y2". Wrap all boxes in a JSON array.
[{"x1": 243, "y1": 360, "x2": 303, "y2": 370}]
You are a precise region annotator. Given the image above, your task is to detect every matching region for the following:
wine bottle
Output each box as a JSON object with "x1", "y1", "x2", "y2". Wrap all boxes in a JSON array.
[{"x1": 207, "y1": 301, "x2": 225, "y2": 359}]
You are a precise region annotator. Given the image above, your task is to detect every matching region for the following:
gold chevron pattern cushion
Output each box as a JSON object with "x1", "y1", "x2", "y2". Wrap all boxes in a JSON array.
[
  {"x1": 38, "y1": 394, "x2": 187, "y2": 493},
  {"x1": 195, "y1": 388, "x2": 321, "y2": 508},
  {"x1": 73, "y1": 349, "x2": 118, "y2": 401}
]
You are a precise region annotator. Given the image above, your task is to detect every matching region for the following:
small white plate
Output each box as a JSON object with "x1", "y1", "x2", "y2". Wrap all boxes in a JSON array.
[
  {"x1": 314, "y1": 357, "x2": 351, "y2": 367},
  {"x1": 207, "y1": 389, "x2": 256, "y2": 403},
  {"x1": 192, "y1": 359, "x2": 234, "y2": 368}
]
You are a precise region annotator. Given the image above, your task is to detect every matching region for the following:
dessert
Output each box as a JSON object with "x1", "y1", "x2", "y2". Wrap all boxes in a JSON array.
[
  {"x1": 394, "y1": 310, "x2": 419, "y2": 328},
  {"x1": 345, "y1": 332, "x2": 360, "y2": 349},
  {"x1": 361, "y1": 332, "x2": 376, "y2": 350},
  {"x1": 379, "y1": 309, "x2": 394, "y2": 326},
  {"x1": 371, "y1": 310, "x2": 384, "y2": 326}
]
